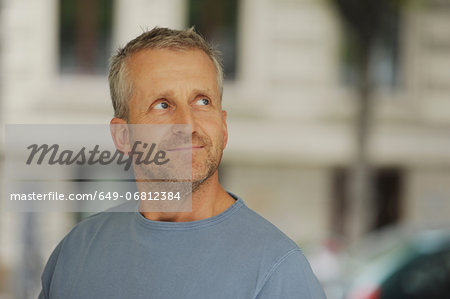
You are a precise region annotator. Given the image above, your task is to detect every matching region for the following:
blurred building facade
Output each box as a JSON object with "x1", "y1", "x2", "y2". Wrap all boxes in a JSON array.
[{"x1": 1, "y1": 0, "x2": 450, "y2": 297}]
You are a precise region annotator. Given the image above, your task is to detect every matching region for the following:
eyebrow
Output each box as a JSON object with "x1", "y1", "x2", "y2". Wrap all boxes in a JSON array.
[
  {"x1": 149, "y1": 88, "x2": 215, "y2": 100},
  {"x1": 150, "y1": 90, "x2": 175, "y2": 99},
  {"x1": 191, "y1": 88, "x2": 214, "y2": 97}
]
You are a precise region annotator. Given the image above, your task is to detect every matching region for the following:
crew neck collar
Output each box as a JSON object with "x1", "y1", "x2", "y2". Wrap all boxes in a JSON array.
[{"x1": 134, "y1": 192, "x2": 244, "y2": 231}]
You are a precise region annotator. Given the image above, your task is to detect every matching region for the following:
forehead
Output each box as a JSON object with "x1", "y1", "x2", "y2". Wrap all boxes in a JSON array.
[{"x1": 126, "y1": 48, "x2": 218, "y2": 91}]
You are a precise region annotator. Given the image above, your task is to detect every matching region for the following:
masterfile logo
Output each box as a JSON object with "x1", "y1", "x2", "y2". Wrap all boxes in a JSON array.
[
  {"x1": 3, "y1": 124, "x2": 192, "y2": 212},
  {"x1": 25, "y1": 141, "x2": 170, "y2": 171}
]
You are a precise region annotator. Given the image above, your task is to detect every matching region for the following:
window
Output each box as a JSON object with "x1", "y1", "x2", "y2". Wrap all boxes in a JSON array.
[
  {"x1": 331, "y1": 167, "x2": 403, "y2": 236},
  {"x1": 338, "y1": 4, "x2": 402, "y2": 89},
  {"x1": 373, "y1": 168, "x2": 403, "y2": 229},
  {"x1": 188, "y1": 0, "x2": 239, "y2": 80},
  {"x1": 59, "y1": 0, "x2": 113, "y2": 75}
]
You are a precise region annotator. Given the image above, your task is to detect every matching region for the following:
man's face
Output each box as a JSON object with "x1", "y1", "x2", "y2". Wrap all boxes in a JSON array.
[{"x1": 125, "y1": 48, "x2": 228, "y2": 189}]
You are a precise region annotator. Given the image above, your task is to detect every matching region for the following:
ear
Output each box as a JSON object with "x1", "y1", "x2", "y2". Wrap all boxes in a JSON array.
[
  {"x1": 221, "y1": 110, "x2": 228, "y2": 150},
  {"x1": 110, "y1": 118, "x2": 132, "y2": 155}
]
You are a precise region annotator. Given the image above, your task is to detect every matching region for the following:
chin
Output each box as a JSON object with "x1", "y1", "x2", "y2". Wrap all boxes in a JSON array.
[
  {"x1": 190, "y1": 164, "x2": 218, "y2": 191},
  {"x1": 191, "y1": 170, "x2": 211, "y2": 184}
]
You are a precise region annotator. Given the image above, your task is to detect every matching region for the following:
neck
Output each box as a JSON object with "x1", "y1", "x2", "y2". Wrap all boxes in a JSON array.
[{"x1": 139, "y1": 171, "x2": 235, "y2": 222}]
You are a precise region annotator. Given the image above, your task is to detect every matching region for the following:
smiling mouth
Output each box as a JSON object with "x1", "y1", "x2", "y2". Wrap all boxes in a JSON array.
[{"x1": 166, "y1": 146, "x2": 204, "y2": 152}]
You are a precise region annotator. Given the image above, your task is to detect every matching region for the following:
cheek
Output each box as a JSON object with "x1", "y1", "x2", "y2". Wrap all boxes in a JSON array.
[{"x1": 210, "y1": 123, "x2": 226, "y2": 146}]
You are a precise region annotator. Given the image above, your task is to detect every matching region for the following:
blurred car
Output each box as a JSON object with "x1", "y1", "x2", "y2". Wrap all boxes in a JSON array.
[{"x1": 337, "y1": 228, "x2": 450, "y2": 299}]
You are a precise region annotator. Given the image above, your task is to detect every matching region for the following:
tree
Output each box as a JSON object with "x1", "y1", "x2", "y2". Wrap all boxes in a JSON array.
[{"x1": 331, "y1": 0, "x2": 405, "y2": 240}]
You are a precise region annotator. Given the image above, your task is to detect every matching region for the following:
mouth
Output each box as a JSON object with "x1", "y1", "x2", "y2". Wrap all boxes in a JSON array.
[{"x1": 166, "y1": 145, "x2": 204, "y2": 152}]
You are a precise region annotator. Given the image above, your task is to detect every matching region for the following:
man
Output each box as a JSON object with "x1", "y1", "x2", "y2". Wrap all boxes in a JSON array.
[{"x1": 39, "y1": 27, "x2": 326, "y2": 299}]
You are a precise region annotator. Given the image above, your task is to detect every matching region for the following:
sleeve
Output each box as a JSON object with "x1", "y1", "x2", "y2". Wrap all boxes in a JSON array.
[
  {"x1": 255, "y1": 249, "x2": 327, "y2": 299},
  {"x1": 37, "y1": 238, "x2": 66, "y2": 299}
]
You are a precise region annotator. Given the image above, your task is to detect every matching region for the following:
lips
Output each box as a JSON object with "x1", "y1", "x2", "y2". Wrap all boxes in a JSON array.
[{"x1": 166, "y1": 145, "x2": 204, "y2": 152}]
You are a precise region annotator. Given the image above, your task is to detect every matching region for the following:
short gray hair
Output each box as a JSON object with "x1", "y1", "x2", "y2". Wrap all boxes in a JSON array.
[{"x1": 108, "y1": 27, "x2": 224, "y2": 120}]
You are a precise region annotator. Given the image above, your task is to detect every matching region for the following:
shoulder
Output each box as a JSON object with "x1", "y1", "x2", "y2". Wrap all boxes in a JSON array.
[
  {"x1": 232, "y1": 198, "x2": 299, "y2": 252},
  {"x1": 39, "y1": 212, "x2": 133, "y2": 297},
  {"x1": 254, "y1": 248, "x2": 327, "y2": 298},
  {"x1": 228, "y1": 196, "x2": 304, "y2": 263},
  {"x1": 228, "y1": 196, "x2": 325, "y2": 298},
  {"x1": 42, "y1": 211, "x2": 132, "y2": 275}
]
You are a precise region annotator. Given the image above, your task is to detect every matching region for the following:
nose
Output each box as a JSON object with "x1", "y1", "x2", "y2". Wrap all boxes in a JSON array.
[
  {"x1": 171, "y1": 124, "x2": 192, "y2": 136},
  {"x1": 174, "y1": 106, "x2": 193, "y2": 125},
  {"x1": 171, "y1": 106, "x2": 195, "y2": 135}
]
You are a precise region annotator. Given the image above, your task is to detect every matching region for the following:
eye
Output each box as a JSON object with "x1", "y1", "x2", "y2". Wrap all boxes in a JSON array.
[
  {"x1": 153, "y1": 101, "x2": 169, "y2": 110},
  {"x1": 196, "y1": 98, "x2": 210, "y2": 106}
]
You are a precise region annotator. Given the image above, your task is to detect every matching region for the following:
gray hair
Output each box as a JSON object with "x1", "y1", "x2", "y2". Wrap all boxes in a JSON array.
[{"x1": 108, "y1": 27, "x2": 224, "y2": 120}]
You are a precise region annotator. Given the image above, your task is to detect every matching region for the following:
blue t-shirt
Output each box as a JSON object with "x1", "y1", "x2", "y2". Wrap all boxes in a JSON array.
[{"x1": 39, "y1": 194, "x2": 326, "y2": 298}]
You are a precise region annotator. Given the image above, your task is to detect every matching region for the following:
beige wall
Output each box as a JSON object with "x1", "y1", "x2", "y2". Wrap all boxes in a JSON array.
[{"x1": 404, "y1": 169, "x2": 450, "y2": 227}]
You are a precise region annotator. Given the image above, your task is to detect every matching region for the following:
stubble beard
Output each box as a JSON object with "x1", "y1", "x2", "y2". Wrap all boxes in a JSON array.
[
  {"x1": 191, "y1": 138, "x2": 223, "y2": 193},
  {"x1": 132, "y1": 132, "x2": 224, "y2": 194}
]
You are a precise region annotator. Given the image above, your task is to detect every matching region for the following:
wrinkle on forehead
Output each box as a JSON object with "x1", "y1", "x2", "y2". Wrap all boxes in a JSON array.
[{"x1": 127, "y1": 49, "x2": 219, "y2": 99}]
